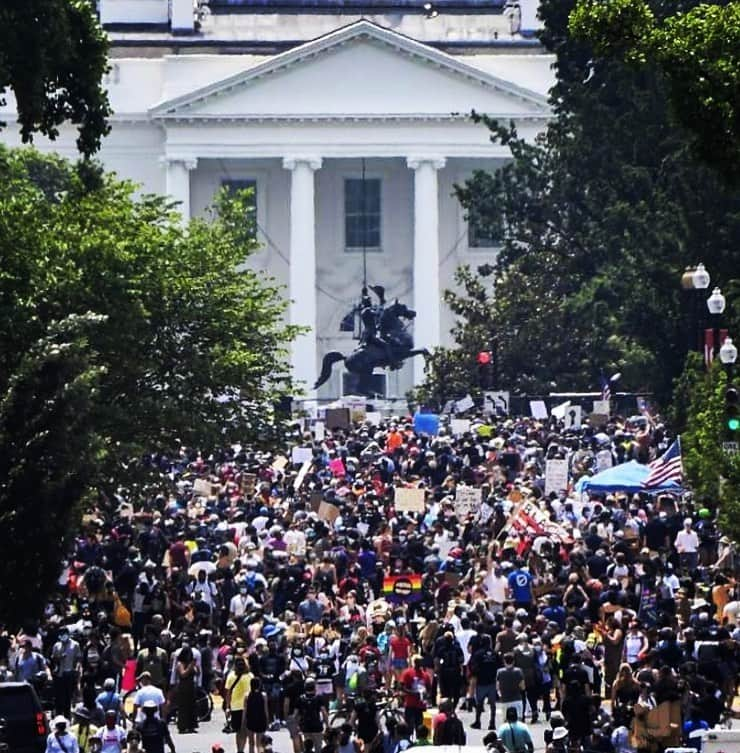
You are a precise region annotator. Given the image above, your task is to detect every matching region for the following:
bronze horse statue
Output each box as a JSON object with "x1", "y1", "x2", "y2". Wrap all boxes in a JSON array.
[{"x1": 314, "y1": 300, "x2": 429, "y2": 395}]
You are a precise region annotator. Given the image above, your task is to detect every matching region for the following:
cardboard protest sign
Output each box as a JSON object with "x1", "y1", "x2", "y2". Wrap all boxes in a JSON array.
[
  {"x1": 318, "y1": 501, "x2": 340, "y2": 524},
  {"x1": 325, "y1": 408, "x2": 350, "y2": 430},
  {"x1": 394, "y1": 487, "x2": 426, "y2": 513},
  {"x1": 291, "y1": 446, "x2": 313, "y2": 465},
  {"x1": 193, "y1": 479, "x2": 212, "y2": 497},
  {"x1": 593, "y1": 399, "x2": 610, "y2": 416},
  {"x1": 455, "y1": 394, "x2": 475, "y2": 413},
  {"x1": 271, "y1": 455, "x2": 288, "y2": 472},
  {"x1": 484, "y1": 391, "x2": 510, "y2": 415},
  {"x1": 589, "y1": 412, "x2": 609, "y2": 428},
  {"x1": 455, "y1": 485, "x2": 482, "y2": 518},
  {"x1": 544, "y1": 458, "x2": 569, "y2": 496},
  {"x1": 450, "y1": 418, "x2": 471, "y2": 436},
  {"x1": 530, "y1": 400, "x2": 548, "y2": 419}
]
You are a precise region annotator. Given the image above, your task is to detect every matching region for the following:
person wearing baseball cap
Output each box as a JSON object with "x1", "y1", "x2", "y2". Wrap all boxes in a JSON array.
[
  {"x1": 47, "y1": 716, "x2": 80, "y2": 753},
  {"x1": 94, "y1": 709, "x2": 126, "y2": 753}
]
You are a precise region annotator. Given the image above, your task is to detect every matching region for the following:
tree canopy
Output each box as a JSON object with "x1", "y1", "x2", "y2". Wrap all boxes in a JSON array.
[
  {"x1": 0, "y1": 0, "x2": 110, "y2": 155},
  {"x1": 0, "y1": 147, "x2": 298, "y2": 623},
  {"x1": 415, "y1": 0, "x2": 740, "y2": 408},
  {"x1": 569, "y1": 0, "x2": 740, "y2": 183}
]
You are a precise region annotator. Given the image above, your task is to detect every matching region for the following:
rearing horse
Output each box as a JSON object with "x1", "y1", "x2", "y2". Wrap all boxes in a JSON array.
[{"x1": 314, "y1": 301, "x2": 429, "y2": 395}]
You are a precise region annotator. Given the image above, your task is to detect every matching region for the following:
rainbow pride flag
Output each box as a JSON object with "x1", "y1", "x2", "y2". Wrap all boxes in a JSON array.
[{"x1": 382, "y1": 574, "x2": 423, "y2": 603}]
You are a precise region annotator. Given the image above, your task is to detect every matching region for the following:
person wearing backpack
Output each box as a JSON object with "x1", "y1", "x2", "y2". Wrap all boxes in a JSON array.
[
  {"x1": 496, "y1": 707, "x2": 533, "y2": 753},
  {"x1": 433, "y1": 631, "x2": 464, "y2": 709},
  {"x1": 469, "y1": 634, "x2": 499, "y2": 730},
  {"x1": 432, "y1": 701, "x2": 466, "y2": 745}
]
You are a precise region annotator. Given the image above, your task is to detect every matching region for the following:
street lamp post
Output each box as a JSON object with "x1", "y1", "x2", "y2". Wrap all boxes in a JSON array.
[
  {"x1": 720, "y1": 336, "x2": 738, "y2": 382},
  {"x1": 681, "y1": 264, "x2": 711, "y2": 352},
  {"x1": 707, "y1": 286, "x2": 726, "y2": 361}
]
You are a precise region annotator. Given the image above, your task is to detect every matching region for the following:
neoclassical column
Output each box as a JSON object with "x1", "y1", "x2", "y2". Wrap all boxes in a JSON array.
[
  {"x1": 283, "y1": 156, "x2": 322, "y2": 394},
  {"x1": 407, "y1": 156, "x2": 446, "y2": 384},
  {"x1": 163, "y1": 156, "x2": 197, "y2": 222}
]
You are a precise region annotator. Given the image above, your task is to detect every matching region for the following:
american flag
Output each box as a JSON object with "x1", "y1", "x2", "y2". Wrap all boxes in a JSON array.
[
  {"x1": 600, "y1": 373, "x2": 611, "y2": 402},
  {"x1": 643, "y1": 437, "x2": 683, "y2": 488}
]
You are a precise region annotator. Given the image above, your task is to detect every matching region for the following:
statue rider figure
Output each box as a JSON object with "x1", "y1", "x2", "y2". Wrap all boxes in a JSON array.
[{"x1": 359, "y1": 285, "x2": 395, "y2": 364}]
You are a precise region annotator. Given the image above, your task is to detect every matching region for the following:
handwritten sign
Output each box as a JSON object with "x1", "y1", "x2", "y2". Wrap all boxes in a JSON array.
[
  {"x1": 313, "y1": 421, "x2": 325, "y2": 441},
  {"x1": 593, "y1": 399, "x2": 610, "y2": 416},
  {"x1": 545, "y1": 459, "x2": 569, "y2": 496},
  {"x1": 294, "y1": 459, "x2": 312, "y2": 491},
  {"x1": 318, "y1": 501, "x2": 340, "y2": 524},
  {"x1": 365, "y1": 411, "x2": 382, "y2": 426},
  {"x1": 455, "y1": 394, "x2": 475, "y2": 413},
  {"x1": 394, "y1": 487, "x2": 426, "y2": 513},
  {"x1": 193, "y1": 479, "x2": 212, "y2": 497},
  {"x1": 455, "y1": 485, "x2": 482, "y2": 518}
]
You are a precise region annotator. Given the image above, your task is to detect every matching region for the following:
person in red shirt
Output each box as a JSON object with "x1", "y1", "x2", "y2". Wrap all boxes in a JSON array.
[
  {"x1": 400, "y1": 655, "x2": 432, "y2": 731},
  {"x1": 389, "y1": 626, "x2": 412, "y2": 681}
]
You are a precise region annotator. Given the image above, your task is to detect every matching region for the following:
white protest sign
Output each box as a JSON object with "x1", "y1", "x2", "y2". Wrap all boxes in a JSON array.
[
  {"x1": 313, "y1": 421, "x2": 325, "y2": 441},
  {"x1": 294, "y1": 459, "x2": 312, "y2": 491},
  {"x1": 455, "y1": 486, "x2": 482, "y2": 519},
  {"x1": 596, "y1": 449, "x2": 613, "y2": 472},
  {"x1": 551, "y1": 400, "x2": 571, "y2": 420},
  {"x1": 530, "y1": 400, "x2": 548, "y2": 419},
  {"x1": 544, "y1": 458, "x2": 569, "y2": 496},
  {"x1": 291, "y1": 446, "x2": 313, "y2": 465},
  {"x1": 455, "y1": 394, "x2": 475, "y2": 413},
  {"x1": 193, "y1": 479, "x2": 212, "y2": 497},
  {"x1": 450, "y1": 418, "x2": 471, "y2": 436},
  {"x1": 479, "y1": 501, "x2": 495, "y2": 524},
  {"x1": 394, "y1": 487, "x2": 426, "y2": 513},
  {"x1": 365, "y1": 411, "x2": 382, "y2": 426},
  {"x1": 593, "y1": 400, "x2": 610, "y2": 415},
  {"x1": 483, "y1": 391, "x2": 510, "y2": 415},
  {"x1": 564, "y1": 405, "x2": 582, "y2": 429}
]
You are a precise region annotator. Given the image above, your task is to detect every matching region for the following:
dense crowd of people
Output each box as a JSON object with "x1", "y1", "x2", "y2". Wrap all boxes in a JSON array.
[{"x1": 1, "y1": 409, "x2": 738, "y2": 753}]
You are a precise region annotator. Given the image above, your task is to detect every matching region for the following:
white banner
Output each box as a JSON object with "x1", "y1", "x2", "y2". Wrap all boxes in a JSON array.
[{"x1": 545, "y1": 458, "x2": 569, "y2": 496}]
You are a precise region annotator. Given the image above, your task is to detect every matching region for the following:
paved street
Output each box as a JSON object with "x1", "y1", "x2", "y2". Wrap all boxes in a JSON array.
[{"x1": 171, "y1": 704, "x2": 550, "y2": 753}]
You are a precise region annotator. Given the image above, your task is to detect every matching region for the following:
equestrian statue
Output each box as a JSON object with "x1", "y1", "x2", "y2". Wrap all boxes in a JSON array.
[{"x1": 314, "y1": 285, "x2": 429, "y2": 395}]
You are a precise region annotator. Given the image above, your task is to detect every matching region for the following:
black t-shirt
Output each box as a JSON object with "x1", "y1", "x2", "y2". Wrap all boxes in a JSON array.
[
  {"x1": 471, "y1": 648, "x2": 499, "y2": 685},
  {"x1": 298, "y1": 693, "x2": 327, "y2": 733},
  {"x1": 137, "y1": 717, "x2": 171, "y2": 753}
]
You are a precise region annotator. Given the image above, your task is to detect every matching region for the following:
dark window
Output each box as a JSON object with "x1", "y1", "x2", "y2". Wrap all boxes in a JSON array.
[
  {"x1": 468, "y1": 213, "x2": 502, "y2": 249},
  {"x1": 342, "y1": 371, "x2": 386, "y2": 397},
  {"x1": 345, "y1": 178, "x2": 381, "y2": 250}
]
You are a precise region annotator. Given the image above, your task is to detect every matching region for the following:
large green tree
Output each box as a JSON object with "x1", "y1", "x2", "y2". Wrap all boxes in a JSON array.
[
  {"x1": 0, "y1": 148, "x2": 298, "y2": 622},
  {"x1": 569, "y1": 0, "x2": 740, "y2": 183},
  {"x1": 415, "y1": 0, "x2": 740, "y2": 407},
  {"x1": 0, "y1": 0, "x2": 110, "y2": 155},
  {"x1": 0, "y1": 315, "x2": 102, "y2": 627}
]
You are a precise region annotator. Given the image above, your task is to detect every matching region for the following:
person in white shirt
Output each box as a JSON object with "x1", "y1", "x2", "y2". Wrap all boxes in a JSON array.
[
  {"x1": 229, "y1": 585, "x2": 256, "y2": 620},
  {"x1": 675, "y1": 518, "x2": 700, "y2": 572},
  {"x1": 94, "y1": 710, "x2": 127, "y2": 753},
  {"x1": 133, "y1": 671, "x2": 166, "y2": 723}
]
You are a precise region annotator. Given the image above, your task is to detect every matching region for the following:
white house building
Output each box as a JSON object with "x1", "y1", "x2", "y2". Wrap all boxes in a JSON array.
[{"x1": 0, "y1": 0, "x2": 554, "y2": 398}]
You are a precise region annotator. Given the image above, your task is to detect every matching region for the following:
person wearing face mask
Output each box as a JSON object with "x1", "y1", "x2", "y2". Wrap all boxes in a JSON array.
[
  {"x1": 229, "y1": 582, "x2": 256, "y2": 621},
  {"x1": 51, "y1": 628, "x2": 82, "y2": 718}
]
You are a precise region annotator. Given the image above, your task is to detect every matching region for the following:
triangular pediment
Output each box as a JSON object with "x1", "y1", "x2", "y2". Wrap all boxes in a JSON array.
[{"x1": 151, "y1": 21, "x2": 550, "y2": 120}]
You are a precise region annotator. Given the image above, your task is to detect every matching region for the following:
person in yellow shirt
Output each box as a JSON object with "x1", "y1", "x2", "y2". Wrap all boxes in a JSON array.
[
  {"x1": 223, "y1": 654, "x2": 254, "y2": 753},
  {"x1": 71, "y1": 707, "x2": 99, "y2": 753}
]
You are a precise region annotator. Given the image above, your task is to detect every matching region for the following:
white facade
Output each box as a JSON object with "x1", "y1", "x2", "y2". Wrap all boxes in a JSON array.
[{"x1": 0, "y1": 9, "x2": 555, "y2": 398}]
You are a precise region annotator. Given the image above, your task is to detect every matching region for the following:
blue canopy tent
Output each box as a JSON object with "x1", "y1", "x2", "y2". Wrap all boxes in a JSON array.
[{"x1": 575, "y1": 460, "x2": 683, "y2": 495}]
